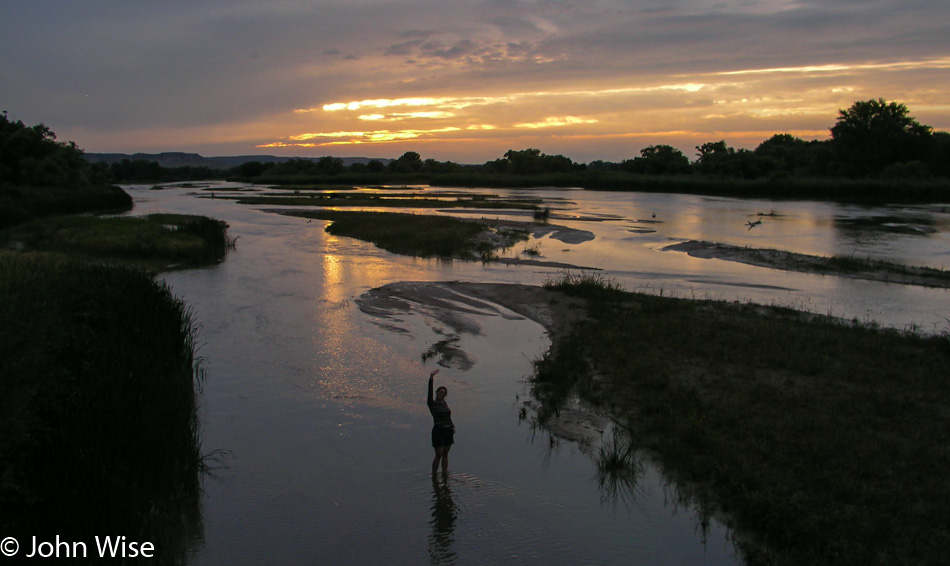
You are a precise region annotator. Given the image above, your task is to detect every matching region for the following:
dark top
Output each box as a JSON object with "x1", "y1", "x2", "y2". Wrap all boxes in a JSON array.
[{"x1": 428, "y1": 376, "x2": 454, "y2": 429}]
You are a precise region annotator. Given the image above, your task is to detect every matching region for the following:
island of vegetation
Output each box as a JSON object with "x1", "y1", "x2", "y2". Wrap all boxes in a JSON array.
[{"x1": 1, "y1": 112, "x2": 233, "y2": 556}]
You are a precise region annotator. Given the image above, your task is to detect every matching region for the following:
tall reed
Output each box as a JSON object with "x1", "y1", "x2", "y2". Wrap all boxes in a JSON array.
[{"x1": 0, "y1": 252, "x2": 204, "y2": 561}]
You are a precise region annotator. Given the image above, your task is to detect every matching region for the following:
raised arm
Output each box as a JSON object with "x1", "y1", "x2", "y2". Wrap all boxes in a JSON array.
[{"x1": 427, "y1": 369, "x2": 439, "y2": 403}]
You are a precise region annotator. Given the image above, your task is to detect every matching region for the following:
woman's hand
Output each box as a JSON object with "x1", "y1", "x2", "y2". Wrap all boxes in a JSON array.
[{"x1": 430, "y1": 369, "x2": 440, "y2": 378}]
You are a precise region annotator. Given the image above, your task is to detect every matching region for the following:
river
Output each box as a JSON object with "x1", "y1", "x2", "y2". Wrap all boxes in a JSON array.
[{"x1": 126, "y1": 182, "x2": 949, "y2": 565}]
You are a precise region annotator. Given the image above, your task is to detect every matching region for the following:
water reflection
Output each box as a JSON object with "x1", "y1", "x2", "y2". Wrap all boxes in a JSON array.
[
  {"x1": 428, "y1": 473, "x2": 459, "y2": 565},
  {"x1": 128, "y1": 182, "x2": 948, "y2": 565},
  {"x1": 593, "y1": 428, "x2": 646, "y2": 507}
]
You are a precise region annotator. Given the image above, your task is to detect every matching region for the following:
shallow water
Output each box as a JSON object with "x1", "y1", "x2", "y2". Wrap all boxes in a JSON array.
[{"x1": 126, "y1": 182, "x2": 950, "y2": 564}]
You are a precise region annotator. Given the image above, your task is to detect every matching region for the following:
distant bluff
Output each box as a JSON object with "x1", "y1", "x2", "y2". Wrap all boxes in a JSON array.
[{"x1": 84, "y1": 152, "x2": 392, "y2": 169}]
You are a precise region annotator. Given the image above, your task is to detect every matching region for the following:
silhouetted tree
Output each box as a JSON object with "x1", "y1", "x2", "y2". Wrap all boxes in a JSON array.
[
  {"x1": 830, "y1": 98, "x2": 932, "y2": 177},
  {"x1": 622, "y1": 145, "x2": 690, "y2": 175},
  {"x1": 693, "y1": 140, "x2": 734, "y2": 175},
  {"x1": 315, "y1": 156, "x2": 344, "y2": 175},
  {"x1": 238, "y1": 160, "x2": 270, "y2": 178},
  {"x1": 586, "y1": 160, "x2": 620, "y2": 171},
  {"x1": 389, "y1": 151, "x2": 424, "y2": 173},
  {"x1": 0, "y1": 112, "x2": 88, "y2": 187},
  {"x1": 504, "y1": 149, "x2": 543, "y2": 174},
  {"x1": 502, "y1": 149, "x2": 574, "y2": 174},
  {"x1": 482, "y1": 157, "x2": 509, "y2": 173},
  {"x1": 366, "y1": 159, "x2": 386, "y2": 173},
  {"x1": 927, "y1": 132, "x2": 950, "y2": 177},
  {"x1": 110, "y1": 159, "x2": 164, "y2": 182},
  {"x1": 421, "y1": 159, "x2": 462, "y2": 174},
  {"x1": 754, "y1": 134, "x2": 810, "y2": 176}
]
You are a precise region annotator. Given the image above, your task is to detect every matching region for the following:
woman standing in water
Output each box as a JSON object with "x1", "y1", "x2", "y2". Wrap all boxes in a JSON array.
[{"x1": 427, "y1": 369, "x2": 455, "y2": 474}]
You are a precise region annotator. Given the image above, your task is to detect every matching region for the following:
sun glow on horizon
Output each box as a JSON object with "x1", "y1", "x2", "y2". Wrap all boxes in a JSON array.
[
  {"x1": 258, "y1": 55, "x2": 950, "y2": 157},
  {"x1": 715, "y1": 56, "x2": 950, "y2": 77}
]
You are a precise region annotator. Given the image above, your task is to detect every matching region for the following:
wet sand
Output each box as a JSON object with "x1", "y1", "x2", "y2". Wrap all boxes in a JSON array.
[
  {"x1": 356, "y1": 281, "x2": 608, "y2": 448},
  {"x1": 356, "y1": 281, "x2": 589, "y2": 344}
]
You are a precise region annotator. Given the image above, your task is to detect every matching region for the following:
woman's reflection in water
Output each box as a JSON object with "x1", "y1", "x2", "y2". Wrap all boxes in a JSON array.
[{"x1": 428, "y1": 473, "x2": 459, "y2": 565}]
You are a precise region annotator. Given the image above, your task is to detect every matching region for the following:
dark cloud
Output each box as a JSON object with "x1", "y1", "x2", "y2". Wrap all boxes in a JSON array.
[
  {"x1": 385, "y1": 39, "x2": 427, "y2": 56},
  {"x1": 422, "y1": 39, "x2": 479, "y2": 60}
]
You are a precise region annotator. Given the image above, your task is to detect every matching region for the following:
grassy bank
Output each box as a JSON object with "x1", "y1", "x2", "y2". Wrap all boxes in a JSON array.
[
  {"x1": 0, "y1": 253, "x2": 204, "y2": 559},
  {"x1": 278, "y1": 209, "x2": 528, "y2": 259},
  {"x1": 2, "y1": 213, "x2": 234, "y2": 271},
  {"x1": 0, "y1": 183, "x2": 133, "y2": 228},
  {"x1": 531, "y1": 273, "x2": 950, "y2": 565}
]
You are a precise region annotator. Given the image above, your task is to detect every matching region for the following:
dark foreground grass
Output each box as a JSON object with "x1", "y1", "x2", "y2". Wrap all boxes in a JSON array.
[
  {"x1": 279, "y1": 210, "x2": 527, "y2": 259},
  {"x1": 0, "y1": 253, "x2": 204, "y2": 562},
  {"x1": 535, "y1": 273, "x2": 950, "y2": 565},
  {"x1": 2, "y1": 213, "x2": 234, "y2": 271}
]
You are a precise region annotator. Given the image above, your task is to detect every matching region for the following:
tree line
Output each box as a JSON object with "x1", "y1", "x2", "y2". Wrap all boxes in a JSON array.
[
  {"x1": 0, "y1": 112, "x2": 131, "y2": 226},
  {"x1": 235, "y1": 99, "x2": 949, "y2": 182},
  {"x1": 4, "y1": 99, "x2": 949, "y2": 189}
]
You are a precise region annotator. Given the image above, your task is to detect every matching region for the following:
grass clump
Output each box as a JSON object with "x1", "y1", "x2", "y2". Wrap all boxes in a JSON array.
[
  {"x1": 0, "y1": 253, "x2": 204, "y2": 558},
  {"x1": 594, "y1": 429, "x2": 645, "y2": 506},
  {"x1": 543, "y1": 270, "x2": 627, "y2": 302},
  {"x1": 533, "y1": 206, "x2": 552, "y2": 223},
  {"x1": 2, "y1": 213, "x2": 234, "y2": 271},
  {"x1": 532, "y1": 273, "x2": 950, "y2": 565}
]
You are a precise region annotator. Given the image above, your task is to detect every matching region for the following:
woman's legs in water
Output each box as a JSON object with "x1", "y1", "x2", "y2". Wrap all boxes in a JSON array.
[
  {"x1": 432, "y1": 444, "x2": 452, "y2": 474},
  {"x1": 440, "y1": 444, "x2": 451, "y2": 473}
]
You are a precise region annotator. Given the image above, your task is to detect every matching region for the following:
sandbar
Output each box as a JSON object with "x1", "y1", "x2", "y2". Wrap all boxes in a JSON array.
[{"x1": 664, "y1": 240, "x2": 950, "y2": 289}]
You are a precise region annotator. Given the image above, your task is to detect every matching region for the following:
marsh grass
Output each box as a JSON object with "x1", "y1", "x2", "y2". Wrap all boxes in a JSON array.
[
  {"x1": 281, "y1": 210, "x2": 519, "y2": 259},
  {"x1": 2, "y1": 213, "x2": 233, "y2": 271},
  {"x1": 532, "y1": 272, "x2": 950, "y2": 565},
  {"x1": 0, "y1": 253, "x2": 204, "y2": 559},
  {"x1": 521, "y1": 243, "x2": 542, "y2": 257},
  {"x1": 542, "y1": 270, "x2": 626, "y2": 301}
]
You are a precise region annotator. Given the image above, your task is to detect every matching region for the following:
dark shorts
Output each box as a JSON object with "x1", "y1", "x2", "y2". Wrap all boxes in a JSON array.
[{"x1": 432, "y1": 426, "x2": 454, "y2": 448}]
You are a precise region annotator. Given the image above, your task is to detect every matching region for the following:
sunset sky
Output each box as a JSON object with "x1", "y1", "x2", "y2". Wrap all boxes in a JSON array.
[{"x1": 3, "y1": 0, "x2": 949, "y2": 163}]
